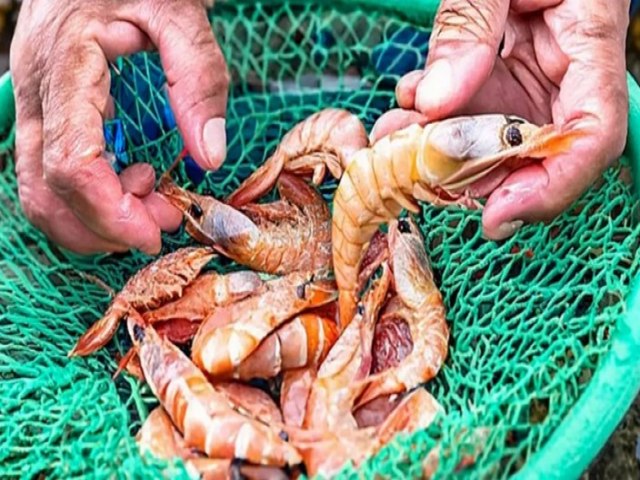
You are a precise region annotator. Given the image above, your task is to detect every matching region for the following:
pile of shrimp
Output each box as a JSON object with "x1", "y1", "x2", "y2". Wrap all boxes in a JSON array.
[{"x1": 68, "y1": 107, "x2": 580, "y2": 479}]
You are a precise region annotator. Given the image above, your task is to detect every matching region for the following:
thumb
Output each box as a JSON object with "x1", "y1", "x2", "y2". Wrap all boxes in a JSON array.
[
  {"x1": 412, "y1": 0, "x2": 509, "y2": 119},
  {"x1": 121, "y1": 1, "x2": 229, "y2": 170}
]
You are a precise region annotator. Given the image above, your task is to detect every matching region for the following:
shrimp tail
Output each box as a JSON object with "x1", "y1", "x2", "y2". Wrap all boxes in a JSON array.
[
  {"x1": 68, "y1": 298, "x2": 129, "y2": 357},
  {"x1": 226, "y1": 154, "x2": 286, "y2": 207}
]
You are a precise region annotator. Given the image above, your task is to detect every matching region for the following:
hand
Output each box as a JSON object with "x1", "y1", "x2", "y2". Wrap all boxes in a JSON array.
[
  {"x1": 10, "y1": 0, "x2": 228, "y2": 255},
  {"x1": 372, "y1": 0, "x2": 630, "y2": 240}
]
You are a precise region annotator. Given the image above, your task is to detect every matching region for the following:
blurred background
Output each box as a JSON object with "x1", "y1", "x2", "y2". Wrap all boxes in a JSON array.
[{"x1": 0, "y1": 0, "x2": 639, "y2": 478}]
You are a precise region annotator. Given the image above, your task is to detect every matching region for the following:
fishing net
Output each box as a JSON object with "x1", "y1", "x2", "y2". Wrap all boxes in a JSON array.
[{"x1": 1, "y1": 1, "x2": 639, "y2": 479}]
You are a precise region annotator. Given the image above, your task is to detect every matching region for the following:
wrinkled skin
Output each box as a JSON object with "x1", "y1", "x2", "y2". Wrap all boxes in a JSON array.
[
  {"x1": 10, "y1": 0, "x2": 226, "y2": 255},
  {"x1": 373, "y1": 0, "x2": 630, "y2": 241}
]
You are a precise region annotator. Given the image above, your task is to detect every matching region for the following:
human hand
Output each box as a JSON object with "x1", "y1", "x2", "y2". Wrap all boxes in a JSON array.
[
  {"x1": 372, "y1": 0, "x2": 630, "y2": 240},
  {"x1": 10, "y1": 0, "x2": 228, "y2": 255}
]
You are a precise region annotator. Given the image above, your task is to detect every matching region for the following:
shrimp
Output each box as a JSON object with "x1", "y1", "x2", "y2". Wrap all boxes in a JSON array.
[
  {"x1": 69, "y1": 246, "x2": 216, "y2": 357},
  {"x1": 225, "y1": 108, "x2": 369, "y2": 208},
  {"x1": 136, "y1": 407, "x2": 289, "y2": 480},
  {"x1": 332, "y1": 115, "x2": 586, "y2": 325},
  {"x1": 127, "y1": 311, "x2": 302, "y2": 467},
  {"x1": 159, "y1": 172, "x2": 333, "y2": 276},
  {"x1": 234, "y1": 313, "x2": 339, "y2": 380},
  {"x1": 303, "y1": 264, "x2": 392, "y2": 432},
  {"x1": 289, "y1": 387, "x2": 443, "y2": 478},
  {"x1": 191, "y1": 270, "x2": 337, "y2": 378},
  {"x1": 142, "y1": 270, "x2": 264, "y2": 325},
  {"x1": 355, "y1": 216, "x2": 449, "y2": 408}
]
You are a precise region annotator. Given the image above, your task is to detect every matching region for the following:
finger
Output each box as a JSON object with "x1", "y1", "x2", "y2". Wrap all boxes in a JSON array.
[
  {"x1": 14, "y1": 116, "x2": 128, "y2": 255},
  {"x1": 119, "y1": 163, "x2": 156, "y2": 197},
  {"x1": 510, "y1": 0, "x2": 563, "y2": 13},
  {"x1": 93, "y1": 20, "x2": 154, "y2": 61},
  {"x1": 141, "y1": 192, "x2": 183, "y2": 232},
  {"x1": 120, "y1": 1, "x2": 229, "y2": 170},
  {"x1": 370, "y1": 109, "x2": 429, "y2": 143},
  {"x1": 483, "y1": 0, "x2": 629, "y2": 240},
  {"x1": 41, "y1": 40, "x2": 162, "y2": 254},
  {"x1": 395, "y1": 70, "x2": 425, "y2": 109},
  {"x1": 414, "y1": 0, "x2": 510, "y2": 119}
]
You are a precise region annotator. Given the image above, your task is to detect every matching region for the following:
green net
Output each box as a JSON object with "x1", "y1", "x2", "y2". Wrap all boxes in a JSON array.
[{"x1": 1, "y1": 1, "x2": 640, "y2": 479}]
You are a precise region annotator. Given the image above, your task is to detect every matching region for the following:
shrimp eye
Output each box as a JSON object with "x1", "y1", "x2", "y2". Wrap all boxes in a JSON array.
[
  {"x1": 357, "y1": 304, "x2": 365, "y2": 316},
  {"x1": 398, "y1": 218, "x2": 412, "y2": 233},
  {"x1": 504, "y1": 125, "x2": 523, "y2": 147},
  {"x1": 188, "y1": 202, "x2": 203, "y2": 219},
  {"x1": 296, "y1": 284, "x2": 306, "y2": 299}
]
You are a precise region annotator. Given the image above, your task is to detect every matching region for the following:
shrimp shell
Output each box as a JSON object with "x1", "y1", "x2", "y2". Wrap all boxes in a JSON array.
[{"x1": 130, "y1": 315, "x2": 302, "y2": 467}]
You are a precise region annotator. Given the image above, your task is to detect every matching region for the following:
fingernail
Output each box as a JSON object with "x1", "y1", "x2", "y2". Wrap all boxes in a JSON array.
[
  {"x1": 415, "y1": 59, "x2": 453, "y2": 113},
  {"x1": 494, "y1": 220, "x2": 524, "y2": 241},
  {"x1": 202, "y1": 118, "x2": 227, "y2": 170}
]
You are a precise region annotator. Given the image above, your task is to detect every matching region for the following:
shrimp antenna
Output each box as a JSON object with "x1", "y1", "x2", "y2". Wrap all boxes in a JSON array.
[{"x1": 156, "y1": 147, "x2": 189, "y2": 189}]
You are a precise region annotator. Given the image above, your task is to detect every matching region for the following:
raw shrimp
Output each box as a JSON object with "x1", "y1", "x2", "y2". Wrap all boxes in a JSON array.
[
  {"x1": 234, "y1": 313, "x2": 339, "y2": 380},
  {"x1": 290, "y1": 387, "x2": 443, "y2": 478},
  {"x1": 142, "y1": 270, "x2": 264, "y2": 325},
  {"x1": 332, "y1": 115, "x2": 586, "y2": 325},
  {"x1": 225, "y1": 108, "x2": 369, "y2": 207},
  {"x1": 69, "y1": 247, "x2": 216, "y2": 357},
  {"x1": 159, "y1": 172, "x2": 333, "y2": 276},
  {"x1": 191, "y1": 270, "x2": 337, "y2": 378},
  {"x1": 303, "y1": 264, "x2": 392, "y2": 432},
  {"x1": 136, "y1": 407, "x2": 289, "y2": 480},
  {"x1": 128, "y1": 311, "x2": 302, "y2": 467},
  {"x1": 355, "y1": 216, "x2": 449, "y2": 407}
]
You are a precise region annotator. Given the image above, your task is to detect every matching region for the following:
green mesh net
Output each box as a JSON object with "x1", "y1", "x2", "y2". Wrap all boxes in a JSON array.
[{"x1": 1, "y1": 1, "x2": 640, "y2": 479}]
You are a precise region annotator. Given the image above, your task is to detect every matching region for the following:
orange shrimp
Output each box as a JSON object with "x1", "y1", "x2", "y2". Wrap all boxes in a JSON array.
[
  {"x1": 289, "y1": 387, "x2": 443, "y2": 478},
  {"x1": 225, "y1": 108, "x2": 369, "y2": 208},
  {"x1": 355, "y1": 217, "x2": 449, "y2": 408},
  {"x1": 128, "y1": 312, "x2": 302, "y2": 468},
  {"x1": 234, "y1": 313, "x2": 339, "y2": 380},
  {"x1": 69, "y1": 247, "x2": 215, "y2": 357},
  {"x1": 302, "y1": 264, "x2": 392, "y2": 433},
  {"x1": 332, "y1": 115, "x2": 586, "y2": 326},
  {"x1": 191, "y1": 270, "x2": 337, "y2": 379},
  {"x1": 159, "y1": 172, "x2": 333, "y2": 276},
  {"x1": 142, "y1": 270, "x2": 264, "y2": 325},
  {"x1": 136, "y1": 407, "x2": 289, "y2": 480}
]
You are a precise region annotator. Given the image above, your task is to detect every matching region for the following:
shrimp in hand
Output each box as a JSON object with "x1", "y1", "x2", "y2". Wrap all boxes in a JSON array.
[{"x1": 332, "y1": 114, "x2": 586, "y2": 326}]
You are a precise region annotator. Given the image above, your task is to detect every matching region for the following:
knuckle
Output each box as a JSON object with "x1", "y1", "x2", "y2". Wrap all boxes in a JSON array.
[{"x1": 434, "y1": 0, "x2": 506, "y2": 42}]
